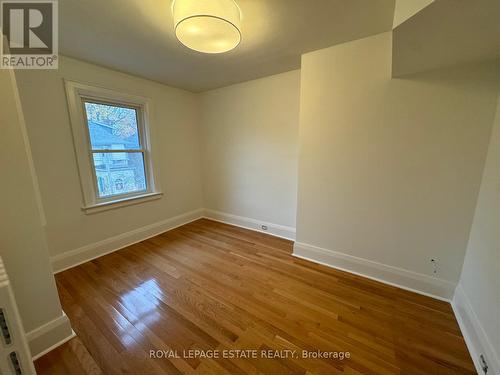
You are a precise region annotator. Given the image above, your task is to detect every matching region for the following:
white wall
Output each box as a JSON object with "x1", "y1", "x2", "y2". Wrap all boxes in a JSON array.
[
  {"x1": 15, "y1": 56, "x2": 204, "y2": 265},
  {"x1": 0, "y1": 65, "x2": 72, "y2": 356},
  {"x1": 295, "y1": 32, "x2": 500, "y2": 298},
  {"x1": 199, "y1": 70, "x2": 300, "y2": 235},
  {"x1": 453, "y1": 94, "x2": 500, "y2": 374},
  {"x1": 393, "y1": 0, "x2": 434, "y2": 28},
  {"x1": 15, "y1": 57, "x2": 300, "y2": 268}
]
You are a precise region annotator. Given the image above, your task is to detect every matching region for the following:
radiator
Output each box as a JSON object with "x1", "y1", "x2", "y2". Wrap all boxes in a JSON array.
[{"x1": 0, "y1": 257, "x2": 36, "y2": 375}]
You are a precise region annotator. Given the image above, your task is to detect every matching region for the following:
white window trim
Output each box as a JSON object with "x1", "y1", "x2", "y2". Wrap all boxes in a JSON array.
[{"x1": 65, "y1": 80, "x2": 162, "y2": 214}]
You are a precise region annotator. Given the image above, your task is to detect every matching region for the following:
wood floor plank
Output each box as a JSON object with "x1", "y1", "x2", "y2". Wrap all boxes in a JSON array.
[{"x1": 35, "y1": 219, "x2": 476, "y2": 374}]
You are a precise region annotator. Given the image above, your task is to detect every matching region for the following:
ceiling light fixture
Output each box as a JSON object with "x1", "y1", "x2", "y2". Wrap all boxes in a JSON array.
[{"x1": 173, "y1": 0, "x2": 241, "y2": 54}]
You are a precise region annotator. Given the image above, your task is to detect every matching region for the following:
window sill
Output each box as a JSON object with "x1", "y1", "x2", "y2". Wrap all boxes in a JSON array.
[{"x1": 82, "y1": 192, "x2": 163, "y2": 215}]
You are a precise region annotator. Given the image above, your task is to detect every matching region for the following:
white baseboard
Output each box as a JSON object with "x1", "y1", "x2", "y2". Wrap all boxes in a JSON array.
[
  {"x1": 51, "y1": 208, "x2": 295, "y2": 273},
  {"x1": 293, "y1": 242, "x2": 456, "y2": 301},
  {"x1": 26, "y1": 311, "x2": 75, "y2": 360},
  {"x1": 452, "y1": 284, "x2": 500, "y2": 375},
  {"x1": 203, "y1": 209, "x2": 296, "y2": 241},
  {"x1": 31, "y1": 330, "x2": 76, "y2": 362},
  {"x1": 51, "y1": 208, "x2": 204, "y2": 273}
]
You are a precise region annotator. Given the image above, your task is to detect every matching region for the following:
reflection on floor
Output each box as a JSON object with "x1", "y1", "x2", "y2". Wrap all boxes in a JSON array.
[{"x1": 35, "y1": 219, "x2": 475, "y2": 374}]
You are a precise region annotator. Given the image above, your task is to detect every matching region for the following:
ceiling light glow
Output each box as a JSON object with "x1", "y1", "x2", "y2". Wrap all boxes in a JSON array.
[{"x1": 173, "y1": 0, "x2": 241, "y2": 54}]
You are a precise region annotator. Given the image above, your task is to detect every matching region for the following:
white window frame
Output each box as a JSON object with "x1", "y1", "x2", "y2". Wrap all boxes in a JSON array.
[{"x1": 65, "y1": 80, "x2": 162, "y2": 214}]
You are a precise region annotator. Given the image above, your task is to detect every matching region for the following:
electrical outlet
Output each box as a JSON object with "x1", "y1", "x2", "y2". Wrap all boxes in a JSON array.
[
  {"x1": 430, "y1": 258, "x2": 438, "y2": 275},
  {"x1": 261, "y1": 225, "x2": 268, "y2": 231}
]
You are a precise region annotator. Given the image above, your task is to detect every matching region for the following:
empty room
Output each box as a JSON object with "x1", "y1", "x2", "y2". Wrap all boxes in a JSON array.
[{"x1": 1, "y1": 0, "x2": 499, "y2": 374}]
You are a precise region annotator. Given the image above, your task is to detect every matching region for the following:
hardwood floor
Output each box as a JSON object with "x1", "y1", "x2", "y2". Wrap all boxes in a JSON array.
[{"x1": 35, "y1": 219, "x2": 475, "y2": 374}]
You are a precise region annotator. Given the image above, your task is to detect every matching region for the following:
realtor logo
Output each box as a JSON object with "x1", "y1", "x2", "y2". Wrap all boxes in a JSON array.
[{"x1": 1, "y1": 0, "x2": 58, "y2": 69}]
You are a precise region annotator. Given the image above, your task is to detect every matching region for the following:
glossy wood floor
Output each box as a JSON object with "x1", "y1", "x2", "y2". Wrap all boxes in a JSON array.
[{"x1": 35, "y1": 219, "x2": 475, "y2": 374}]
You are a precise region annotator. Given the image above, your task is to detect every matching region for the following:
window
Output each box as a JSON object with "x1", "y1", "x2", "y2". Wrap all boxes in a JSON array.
[
  {"x1": 84, "y1": 101, "x2": 147, "y2": 198},
  {"x1": 65, "y1": 81, "x2": 161, "y2": 214}
]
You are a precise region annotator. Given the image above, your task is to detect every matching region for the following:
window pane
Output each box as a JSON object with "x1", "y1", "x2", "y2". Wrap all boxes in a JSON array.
[
  {"x1": 84, "y1": 102, "x2": 141, "y2": 150},
  {"x1": 93, "y1": 152, "x2": 147, "y2": 198}
]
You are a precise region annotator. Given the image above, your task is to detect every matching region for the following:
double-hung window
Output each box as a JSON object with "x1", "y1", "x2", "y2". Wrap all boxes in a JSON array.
[{"x1": 65, "y1": 81, "x2": 161, "y2": 214}]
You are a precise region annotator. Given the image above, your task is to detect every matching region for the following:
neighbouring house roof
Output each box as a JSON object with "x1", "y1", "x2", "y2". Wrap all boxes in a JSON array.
[{"x1": 87, "y1": 121, "x2": 138, "y2": 149}]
